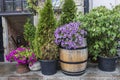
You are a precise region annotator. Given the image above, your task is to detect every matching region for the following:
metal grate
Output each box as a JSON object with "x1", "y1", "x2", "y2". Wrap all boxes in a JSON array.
[{"x1": 0, "y1": 0, "x2": 28, "y2": 13}]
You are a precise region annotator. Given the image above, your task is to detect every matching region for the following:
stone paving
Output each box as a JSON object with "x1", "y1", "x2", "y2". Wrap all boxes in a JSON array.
[{"x1": 0, "y1": 62, "x2": 120, "y2": 80}]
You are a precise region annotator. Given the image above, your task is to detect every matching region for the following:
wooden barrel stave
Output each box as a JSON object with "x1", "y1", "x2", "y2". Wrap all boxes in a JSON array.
[
  {"x1": 60, "y1": 38, "x2": 88, "y2": 75},
  {"x1": 60, "y1": 62, "x2": 87, "y2": 72}
]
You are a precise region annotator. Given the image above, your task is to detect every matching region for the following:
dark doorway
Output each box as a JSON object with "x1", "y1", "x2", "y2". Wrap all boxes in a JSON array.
[{"x1": 0, "y1": 17, "x2": 4, "y2": 62}]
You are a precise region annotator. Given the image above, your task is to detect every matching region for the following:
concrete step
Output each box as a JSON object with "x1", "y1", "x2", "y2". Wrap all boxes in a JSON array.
[{"x1": 0, "y1": 62, "x2": 120, "y2": 80}]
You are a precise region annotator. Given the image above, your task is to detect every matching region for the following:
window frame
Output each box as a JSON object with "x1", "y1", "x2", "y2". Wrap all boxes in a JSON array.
[{"x1": 0, "y1": 0, "x2": 28, "y2": 13}]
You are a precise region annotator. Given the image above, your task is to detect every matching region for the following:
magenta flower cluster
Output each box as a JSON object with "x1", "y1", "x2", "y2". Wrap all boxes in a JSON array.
[
  {"x1": 54, "y1": 22, "x2": 87, "y2": 49},
  {"x1": 6, "y1": 47, "x2": 37, "y2": 66}
]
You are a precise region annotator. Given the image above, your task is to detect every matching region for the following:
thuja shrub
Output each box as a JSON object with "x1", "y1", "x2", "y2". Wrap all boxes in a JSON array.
[
  {"x1": 34, "y1": 0, "x2": 57, "y2": 59},
  {"x1": 24, "y1": 19, "x2": 36, "y2": 48},
  {"x1": 58, "y1": 0, "x2": 77, "y2": 26}
]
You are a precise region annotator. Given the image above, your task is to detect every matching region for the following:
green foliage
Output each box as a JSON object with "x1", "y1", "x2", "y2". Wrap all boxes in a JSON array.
[
  {"x1": 113, "y1": 4, "x2": 120, "y2": 13},
  {"x1": 27, "y1": 0, "x2": 40, "y2": 14},
  {"x1": 41, "y1": 41, "x2": 58, "y2": 60},
  {"x1": 113, "y1": 4, "x2": 120, "y2": 49},
  {"x1": 23, "y1": 19, "x2": 36, "y2": 49},
  {"x1": 58, "y1": 0, "x2": 77, "y2": 26},
  {"x1": 76, "y1": 6, "x2": 120, "y2": 59},
  {"x1": 34, "y1": 0, "x2": 58, "y2": 60}
]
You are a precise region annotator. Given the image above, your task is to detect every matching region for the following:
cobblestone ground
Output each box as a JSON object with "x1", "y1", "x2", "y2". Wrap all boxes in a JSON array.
[{"x1": 0, "y1": 62, "x2": 120, "y2": 80}]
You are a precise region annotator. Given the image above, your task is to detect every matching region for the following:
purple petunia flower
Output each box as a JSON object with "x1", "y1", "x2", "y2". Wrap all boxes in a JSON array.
[{"x1": 54, "y1": 22, "x2": 87, "y2": 49}]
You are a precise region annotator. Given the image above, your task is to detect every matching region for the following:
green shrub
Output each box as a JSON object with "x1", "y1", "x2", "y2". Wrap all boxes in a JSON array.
[
  {"x1": 27, "y1": 0, "x2": 40, "y2": 14},
  {"x1": 23, "y1": 19, "x2": 36, "y2": 49},
  {"x1": 77, "y1": 6, "x2": 120, "y2": 59},
  {"x1": 58, "y1": 0, "x2": 77, "y2": 26},
  {"x1": 34, "y1": 0, "x2": 58, "y2": 60}
]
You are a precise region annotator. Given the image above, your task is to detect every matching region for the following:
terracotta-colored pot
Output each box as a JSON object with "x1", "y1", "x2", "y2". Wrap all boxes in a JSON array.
[{"x1": 16, "y1": 64, "x2": 30, "y2": 74}]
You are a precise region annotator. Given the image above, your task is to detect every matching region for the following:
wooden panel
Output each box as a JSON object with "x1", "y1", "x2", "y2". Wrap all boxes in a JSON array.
[
  {"x1": 60, "y1": 38, "x2": 88, "y2": 73},
  {"x1": 60, "y1": 48, "x2": 88, "y2": 72}
]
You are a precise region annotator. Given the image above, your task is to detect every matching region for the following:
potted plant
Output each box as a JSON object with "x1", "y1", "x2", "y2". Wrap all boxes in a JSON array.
[
  {"x1": 34, "y1": 0, "x2": 58, "y2": 75},
  {"x1": 78, "y1": 6, "x2": 120, "y2": 71},
  {"x1": 6, "y1": 47, "x2": 37, "y2": 74},
  {"x1": 97, "y1": 10, "x2": 120, "y2": 71},
  {"x1": 54, "y1": 22, "x2": 88, "y2": 76},
  {"x1": 40, "y1": 41, "x2": 58, "y2": 75}
]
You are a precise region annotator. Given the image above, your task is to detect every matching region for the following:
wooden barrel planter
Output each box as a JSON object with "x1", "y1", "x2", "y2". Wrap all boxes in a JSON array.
[{"x1": 60, "y1": 39, "x2": 88, "y2": 76}]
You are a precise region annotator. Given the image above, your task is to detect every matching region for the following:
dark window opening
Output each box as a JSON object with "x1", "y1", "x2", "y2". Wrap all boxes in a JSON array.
[
  {"x1": 0, "y1": 0, "x2": 28, "y2": 13},
  {"x1": 0, "y1": 17, "x2": 4, "y2": 62}
]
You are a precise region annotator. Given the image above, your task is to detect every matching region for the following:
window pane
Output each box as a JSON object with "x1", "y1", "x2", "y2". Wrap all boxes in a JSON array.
[
  {"x1": 14, "y1": 0, "x2": 22, "y2": 11},
  {"x1": 0, "y1": 0, "x2": 29, "y2": 12},
  {"x1": 22, "y1": 0, "x2": 27, "y2": 11},
  {"x1": 52, "y1": 0, "x2": 63, "y2": 9},
  {"x1": 0, "y1": 5, "x2": 1, "y2": 12},
  {"x1": 0, "y1": 7, "x2": 1, "y2": 11},
  {"x1": 0, "y1": 0, "x2": 2, "y2": 12},
  {"x1": 5, "y1": 0, "x2": 14, "y2": 11}
]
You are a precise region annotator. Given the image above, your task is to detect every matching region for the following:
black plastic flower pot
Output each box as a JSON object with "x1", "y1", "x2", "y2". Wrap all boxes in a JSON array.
[
  {"x1": 40, "y1": 60, "x2": 57, "y2": 75},
  {"x1": 98, "y1": 56, "x2": 118, "y2": 72}
]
